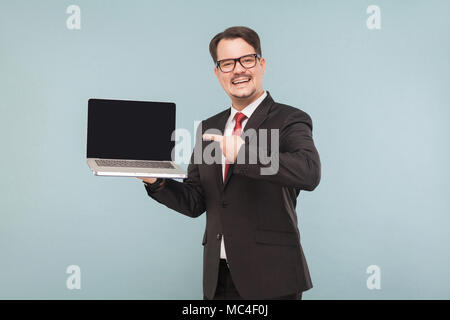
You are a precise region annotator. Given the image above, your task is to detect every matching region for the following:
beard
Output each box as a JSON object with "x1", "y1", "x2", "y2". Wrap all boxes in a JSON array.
[{"x1": 230, "y1": 86, "x2": 257, "y2": 100}]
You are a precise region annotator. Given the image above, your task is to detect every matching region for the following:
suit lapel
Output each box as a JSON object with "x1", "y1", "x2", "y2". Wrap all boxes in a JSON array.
[{"x1": 214, "y1": 109, "x2": 230, "y2": 189}]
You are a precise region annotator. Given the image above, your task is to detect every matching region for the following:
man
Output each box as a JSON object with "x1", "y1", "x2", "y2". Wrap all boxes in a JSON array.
[{"x1": 139, "y1": 26, "x2": 321, "y2": 300}]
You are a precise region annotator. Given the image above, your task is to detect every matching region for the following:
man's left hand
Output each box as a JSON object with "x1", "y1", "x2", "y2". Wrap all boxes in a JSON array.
[{"x1": 202, "y1": 134, "x2": 245, "y2": 163}]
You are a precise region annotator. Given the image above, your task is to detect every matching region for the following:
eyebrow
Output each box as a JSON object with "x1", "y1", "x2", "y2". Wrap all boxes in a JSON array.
[{"x1": 217, "y1": 53, "x2": 257, "y2": 61}]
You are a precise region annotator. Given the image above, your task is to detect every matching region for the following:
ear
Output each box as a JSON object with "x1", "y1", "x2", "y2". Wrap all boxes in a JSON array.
[
  {"x1": 259, "y1": 57, "x2": 266, "y2": 74},
  {"x1": 214, "y1": 66, "x2": 219, "y2": 78}
]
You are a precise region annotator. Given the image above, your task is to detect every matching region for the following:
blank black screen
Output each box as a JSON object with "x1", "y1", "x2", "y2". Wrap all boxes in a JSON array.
[{"x1": 87, "y1": 99, "x2": 175, "y2": 160}]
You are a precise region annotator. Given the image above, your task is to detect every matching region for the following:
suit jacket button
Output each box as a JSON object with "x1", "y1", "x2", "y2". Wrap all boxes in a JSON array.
[{"x1": 216, "y1": 233, "x2": 222, "y2": 240}]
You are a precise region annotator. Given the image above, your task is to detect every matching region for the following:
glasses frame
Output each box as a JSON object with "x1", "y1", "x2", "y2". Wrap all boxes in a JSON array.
[{"x1": 216, "y1": 53, "x2": 261, "y2": 73}]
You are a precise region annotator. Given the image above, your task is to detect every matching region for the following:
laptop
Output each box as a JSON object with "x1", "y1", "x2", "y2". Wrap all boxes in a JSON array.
[{"x1": 86, "y1": 98, "x2": 187, "y2": 179}]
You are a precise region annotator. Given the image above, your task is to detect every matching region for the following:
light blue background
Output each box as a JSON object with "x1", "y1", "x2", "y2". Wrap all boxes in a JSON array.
[{"x1": 0, "y1": 0, "x2": 449, "y2": 299}]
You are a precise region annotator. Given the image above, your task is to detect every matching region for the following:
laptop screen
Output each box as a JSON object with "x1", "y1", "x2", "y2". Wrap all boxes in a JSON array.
[{"x1": 87, "y1": 99, "x2": 175, "y2": 161}]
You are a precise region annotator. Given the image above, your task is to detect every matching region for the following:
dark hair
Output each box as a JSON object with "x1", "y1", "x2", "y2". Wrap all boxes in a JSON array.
[{"x1": 209, "y1": 26, "x2": 262, "y2": 63}]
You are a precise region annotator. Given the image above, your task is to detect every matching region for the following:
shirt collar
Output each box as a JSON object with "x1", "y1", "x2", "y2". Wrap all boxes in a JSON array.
[{"x1": 229, "y1": 90, "x2": 267, "y2": 121}]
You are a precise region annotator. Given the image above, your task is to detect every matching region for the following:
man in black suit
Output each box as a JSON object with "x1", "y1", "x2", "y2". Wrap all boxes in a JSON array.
[{"x1": 139, "y1": 26, "x2": 321, "y2": 300}]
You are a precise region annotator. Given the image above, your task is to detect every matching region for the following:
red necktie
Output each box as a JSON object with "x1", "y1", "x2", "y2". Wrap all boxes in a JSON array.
[{"x1": 224, "y1": 112, "x2": 247, "y2": 180}]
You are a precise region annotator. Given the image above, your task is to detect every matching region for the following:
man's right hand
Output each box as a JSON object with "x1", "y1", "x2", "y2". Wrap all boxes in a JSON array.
[{"x1": 137, "y1": 177, "x2": 157, "y2": 184}]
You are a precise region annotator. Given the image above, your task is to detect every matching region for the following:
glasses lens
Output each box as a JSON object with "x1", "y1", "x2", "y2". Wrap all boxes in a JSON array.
[
  {"x1": 240, "y1": 55, "x2": 257, "y2": 68},
  {"x1": 219, "y1": 60, "x2": 235, "y2": 72}
]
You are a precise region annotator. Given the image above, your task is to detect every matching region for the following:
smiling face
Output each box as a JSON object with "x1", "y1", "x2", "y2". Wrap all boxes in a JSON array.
[{"x1": 214, "y1": 38, "x2": 266, "y2": 110}]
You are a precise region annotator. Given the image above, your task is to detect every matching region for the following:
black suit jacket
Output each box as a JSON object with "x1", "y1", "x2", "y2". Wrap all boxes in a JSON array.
[{"x1": 145, "y1": 92, "x2": 321, "y2": 299}]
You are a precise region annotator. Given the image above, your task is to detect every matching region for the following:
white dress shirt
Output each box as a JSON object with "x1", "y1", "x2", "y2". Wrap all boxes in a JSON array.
[{"x1": 220, "y1": 91, "x2": 267, "y2": 260}]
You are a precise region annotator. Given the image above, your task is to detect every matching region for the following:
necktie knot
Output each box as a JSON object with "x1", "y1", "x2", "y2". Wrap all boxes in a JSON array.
[{"x1": 234, "y1": 112, "x2": 247, "y2": 126}]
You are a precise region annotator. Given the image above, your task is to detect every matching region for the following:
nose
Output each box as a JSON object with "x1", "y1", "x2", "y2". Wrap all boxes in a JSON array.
[{"x1": 233, "y1": 60, "x2": 247, "y2": 73}]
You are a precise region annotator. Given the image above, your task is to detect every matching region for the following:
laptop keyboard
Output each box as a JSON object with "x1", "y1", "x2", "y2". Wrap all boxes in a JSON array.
[{"x1": 95, "y1": 159, "x2": 174, "y2": 169}]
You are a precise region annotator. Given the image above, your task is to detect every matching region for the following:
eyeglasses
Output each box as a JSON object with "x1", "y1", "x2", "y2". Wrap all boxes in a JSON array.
[{"x1": 216, "y1": 53, "x2": 260, "y2": 73}]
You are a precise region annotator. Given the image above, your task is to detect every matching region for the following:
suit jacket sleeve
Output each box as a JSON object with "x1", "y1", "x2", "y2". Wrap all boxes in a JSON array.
[
  {"x1": 144, "y1": 122, "x2": 206, "y2": 218},
  {"x1": 233, "y1": 110, "x2": 321, "y2": 190}
]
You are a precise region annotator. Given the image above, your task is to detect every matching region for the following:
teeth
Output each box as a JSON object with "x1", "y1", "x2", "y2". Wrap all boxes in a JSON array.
[{"x1": 232, "y1": 78, "x2": 250, "y2": 84}]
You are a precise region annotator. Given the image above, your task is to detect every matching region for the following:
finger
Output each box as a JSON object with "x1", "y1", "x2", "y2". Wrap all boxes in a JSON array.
[{"x1": 202, "y1": 134, "x2": 223, "y2": 142}]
